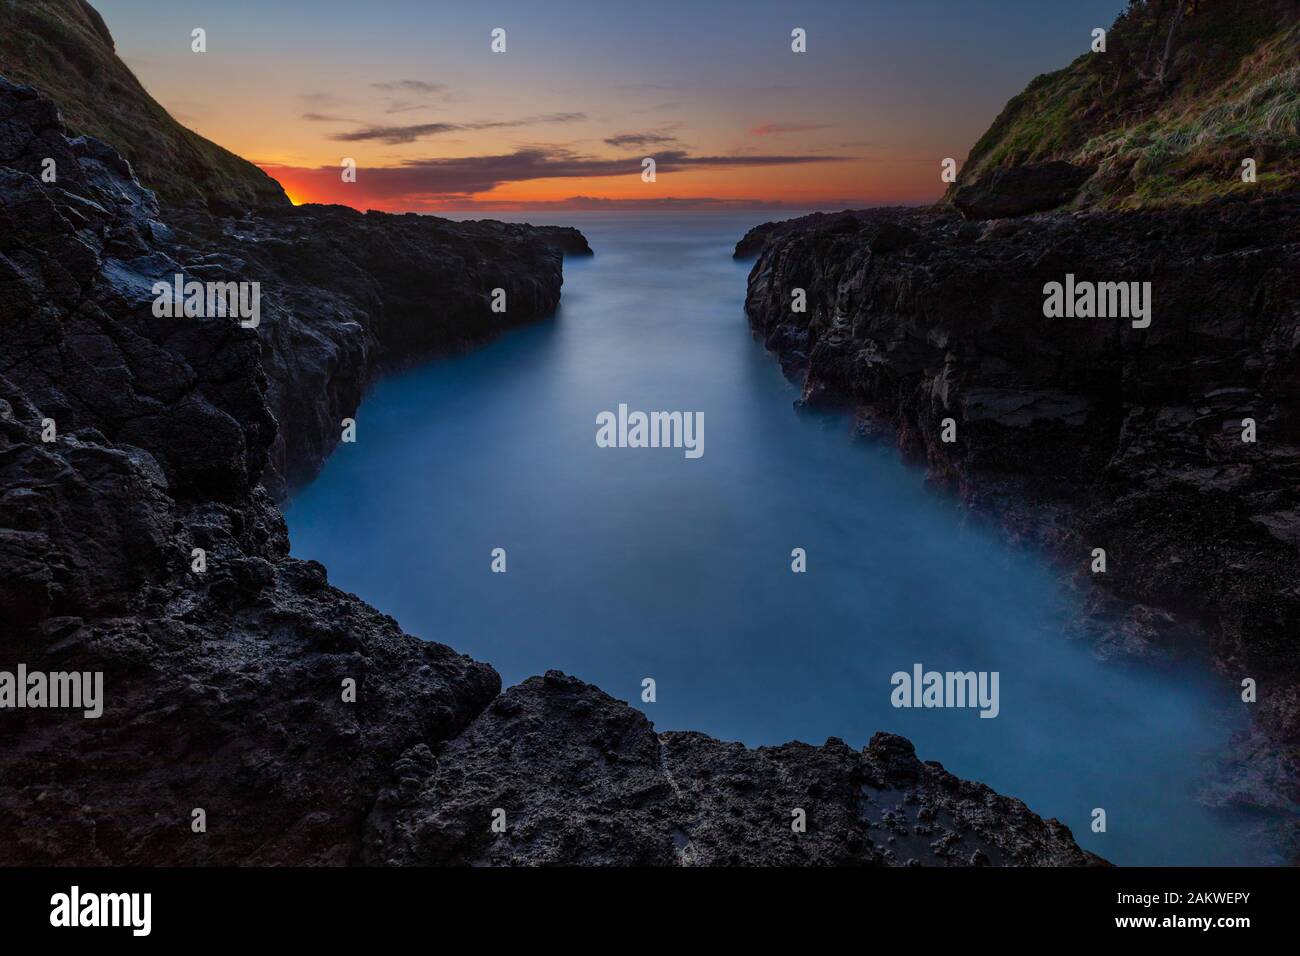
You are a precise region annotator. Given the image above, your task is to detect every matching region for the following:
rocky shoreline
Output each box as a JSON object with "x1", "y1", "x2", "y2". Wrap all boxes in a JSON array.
[
  {"x1": 0, "y1": 75, "x2": 1100, "y2": 866},
  {"x1": 160, "y1": 200, "x2": 590, "y2": 497},
  {"x1": 737, "y1": 201, "x2": 1300, "y2": 837}
]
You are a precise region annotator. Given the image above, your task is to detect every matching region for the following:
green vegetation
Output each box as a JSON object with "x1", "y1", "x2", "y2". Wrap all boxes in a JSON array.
[
  {"x1": 949, "y1": 0, "x2": 1299, "y2": 210},
  {"x1": 0, "y1": 0, "x2": 287, "y2": 207}
]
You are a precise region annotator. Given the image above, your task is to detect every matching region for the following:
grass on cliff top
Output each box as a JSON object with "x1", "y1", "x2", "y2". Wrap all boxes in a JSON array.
[
  {"x1": 0, "y1": 0, "x2": 287, "y2": 208},
  {"x1": 950, "y1": 0, "x2": 1300, "y2": 210}
]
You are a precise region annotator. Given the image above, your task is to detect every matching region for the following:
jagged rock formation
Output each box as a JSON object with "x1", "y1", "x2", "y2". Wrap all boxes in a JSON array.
[
  {"x1": 738, "y1": 200, "x2": 1300, "y2": 836},
  {"x1": 0, "y1": 73, "x2": 1097, "y2": 866},
  {"x1": 365, "y1": 672, "x2": 1096, "y2": 867},
  {"x1": 161, "y1": 202, "x2": 585, "y2": 496}
]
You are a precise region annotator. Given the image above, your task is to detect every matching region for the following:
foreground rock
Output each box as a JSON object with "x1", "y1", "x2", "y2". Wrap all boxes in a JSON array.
[
  {"x1": 739, "y1": 202, "x2": 1300, "y2": 840},
  {"x1": 0, "y1": 75, "x2": 1096, "y2": 865},
  {"x1": 366, "y1": 671, "x2": 1098, "y2": 866}
]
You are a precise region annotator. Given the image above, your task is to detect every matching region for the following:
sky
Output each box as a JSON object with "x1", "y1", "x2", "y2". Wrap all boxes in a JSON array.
[{"x1": 95, "y1": 0, "x2": 1128, "y2": 211}]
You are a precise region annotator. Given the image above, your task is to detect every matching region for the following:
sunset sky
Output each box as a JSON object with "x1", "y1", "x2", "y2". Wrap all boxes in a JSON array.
[{"x1": 95, "y1": 0, "x2": 1127, "y2": 211}]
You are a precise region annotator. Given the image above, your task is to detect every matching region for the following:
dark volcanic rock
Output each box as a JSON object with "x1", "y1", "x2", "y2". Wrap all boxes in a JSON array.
[
  {"x1": 365, "y1": 671, "x2": 681, "y2": 866},
  {"x1": 660, "y1": 729, "x2": 1097, "y2": 867},
  {"x1": 159, "y1": 202, "x2": 574, "y2": 495},
  {"x1": 0, "y1": 75, "x2": 1098, "y2": 865},
  {"x1": 952, "y1": 161, "x2": 1095, "y2": 220},
  {"x1": 733, "y1": 220, "x2": 782, "y2": 258},
  {"x1": 0, "y1": 74, "x2": 505, "y2": 864},
  {"x1": 365, "y1": 671, "x2": 1100, "y2": 866},
  {"x1": 743, "y1": 203, "x2": 1300, "y2": 838},
  {"x1": 0, "y1": 75, "x2": 573, "y2": 500},
  {"x1": 734, "y1": 209, "x2": 882, "y2": 259},
  {"x1": 534, "y1": 225, "x2": 595, "y2": 257}
]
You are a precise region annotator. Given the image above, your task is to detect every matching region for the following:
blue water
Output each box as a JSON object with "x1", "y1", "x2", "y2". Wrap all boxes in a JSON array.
[{"x1": 286, "y1": 212, "x2": 1273, "y2": 866}]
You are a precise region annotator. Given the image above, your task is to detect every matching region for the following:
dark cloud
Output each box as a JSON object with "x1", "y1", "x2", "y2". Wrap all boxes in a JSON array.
[
  {"x1": 603, "y1": 131, "x2": 680, "y2": 148},
  {"x1": 332, "y1": 113, "x2": 588, "y2": 145},
  {"x1": 473, "y1": 112, "x2": 587, "y2": 129},
  {"x1": 383, "y1": 101, "x2": 431, "y2": 114},
  {"x1": 370, "y1": 80, "x2": 445, "y2": 94},
  {"x1": 287, "y1": 147, "x2": 849, "y2": 198},
  {"x1": 438, "y1": 195, "x2": 795, "y2": 211},
  {"x1": 302, "y1": 112, "x2": 361, "y2": 123},
  {"x1": 333, "y1": 122, "x2": 462, "y2": 143}
]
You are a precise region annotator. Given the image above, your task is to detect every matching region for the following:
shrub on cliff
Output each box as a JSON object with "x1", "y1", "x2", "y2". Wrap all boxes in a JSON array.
[{"x1": 947, "y1": 0, "x2": 1300, "y2": 211}]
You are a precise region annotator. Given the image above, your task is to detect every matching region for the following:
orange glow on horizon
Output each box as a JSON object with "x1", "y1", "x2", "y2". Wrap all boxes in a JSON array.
[
  {"x1": 96, "y1": 0, "x2": 1059, "y2": 219},
  {"x1": 259, "y1": 163, "x2": 940, "y2": 213}
]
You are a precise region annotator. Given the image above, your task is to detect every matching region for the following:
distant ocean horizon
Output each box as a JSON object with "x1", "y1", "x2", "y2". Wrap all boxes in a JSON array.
[{"x1": 427, "y1": 201, "x2": 917, "y2": 222}]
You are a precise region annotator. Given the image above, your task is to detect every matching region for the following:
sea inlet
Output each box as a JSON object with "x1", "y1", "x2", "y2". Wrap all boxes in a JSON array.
[{"x1": 286, "y1": 211, "x2": 1276, "y2": 866}]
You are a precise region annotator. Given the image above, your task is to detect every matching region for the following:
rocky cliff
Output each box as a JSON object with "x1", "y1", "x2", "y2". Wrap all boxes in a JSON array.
[
  {"x1": 0, "y1": 69, "x2": 1097, "y2": 866},
  {"x1": 947, "y1": 0, "x2": 1300, "y2": 213},
  {"x1": 735, "y1": 3, "x2": 1300, "y2": 847},
  {"x1": 738, "y1": 198, "x2": 1299, "y2": 844},
  {"x1": 0, "y1": 0, "x2": 288, "y2": 208},
  {"x1": 161, "y1": 201, "x2": 588, "y2": 497}
]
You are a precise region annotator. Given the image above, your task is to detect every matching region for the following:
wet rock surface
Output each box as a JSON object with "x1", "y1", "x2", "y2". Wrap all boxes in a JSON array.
[
  {"x1": 739, "y1": 203, "x2": 1300, "y2": 841},
  {"x1": 0, "y1": 76, "x2": 1097, "y2": 865}
]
